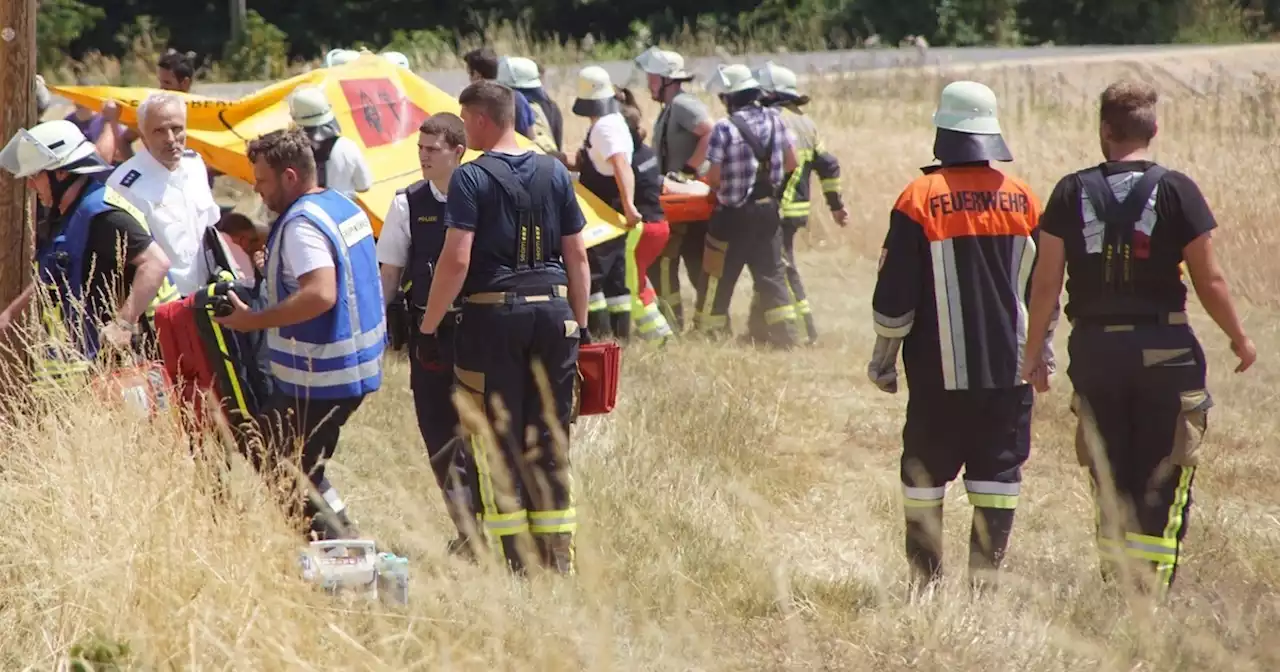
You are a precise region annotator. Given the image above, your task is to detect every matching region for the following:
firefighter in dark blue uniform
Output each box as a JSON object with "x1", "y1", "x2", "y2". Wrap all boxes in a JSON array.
[
  {"x1": 1023, "y1": 80, "x2": 1255, "y2": 598},
  {"x1": 376, "y1": 113, "x2": 478, "y2": 556},
  {"x1": 418, "y1": 81, "x2": 591, "y2": 575}
]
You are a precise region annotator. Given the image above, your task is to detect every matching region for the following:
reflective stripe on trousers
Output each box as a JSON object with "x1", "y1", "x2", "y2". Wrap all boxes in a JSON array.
[
  {"x1": 1094, "y1": 465, "x2": 1194, "y2": 595},
  {"x1": 964, "y1": 479, "x2": 1019, "y2": 510},
  {"x1": 588, "y1": 292, "x2": 607, "y2": 313}
]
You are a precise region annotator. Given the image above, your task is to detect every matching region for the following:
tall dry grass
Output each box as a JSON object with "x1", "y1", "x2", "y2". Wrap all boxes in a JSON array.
[{"x1": 5, "y1": 47, "x2": 1280, "y2": 670}]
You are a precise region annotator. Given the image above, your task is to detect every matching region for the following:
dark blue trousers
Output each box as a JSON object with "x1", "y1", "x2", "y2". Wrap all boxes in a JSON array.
[
  {"x1": 452, "y1": 290, "x2": 580, "y2": 574},
  {"x1": 409, "y1": 319, "x2": 476, "y2": 541}
]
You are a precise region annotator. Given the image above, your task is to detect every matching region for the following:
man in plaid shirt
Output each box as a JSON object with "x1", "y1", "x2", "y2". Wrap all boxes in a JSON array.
[{"x1": 697, "y1": 64, "x2": 799, "y2": 348}]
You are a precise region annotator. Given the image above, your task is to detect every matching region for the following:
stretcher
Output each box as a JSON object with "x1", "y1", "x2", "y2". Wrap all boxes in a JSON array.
[
  {"x1": 153, "y1": 229, "x2": 272, "y2": 447},
  {"x1": 660, "y1": 175, "x2": 715, "y2": 224}
]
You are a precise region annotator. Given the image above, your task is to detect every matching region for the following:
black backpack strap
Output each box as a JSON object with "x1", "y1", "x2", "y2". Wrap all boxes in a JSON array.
[
  {"x1": 1076, "y1": 163, "x2": 1168, "y2": 288},
  {"x1": 202, "y1": 225, "x2": 237, "y2": 284},
  {"x1": 471, "y1": 154, "x2": 532, "y2": 211},
  {"x1": 312, "y1": 136, "x2": 339, "y2": 187},
  {"x1": 656, "y1": 106, "x2": 672, "y2": 173},
  {"x1": 1077, "y1": 164, "x2": 1167, "y2": 228},
  {"x1": 728, "y1": 113, "x2": 772, "y2": 164},
  {"x1": 524, "y1": 155, "x2": 556, "y2": 267},
  {"x1": 313, "y1": 136, "x2": 339, "y2": 164},
  {"x1": 729, "y1": 112, "x2": 777, "y2": 200},
  {"x1": 471, "y1": 153, "x2": 555, "y2": 269}
]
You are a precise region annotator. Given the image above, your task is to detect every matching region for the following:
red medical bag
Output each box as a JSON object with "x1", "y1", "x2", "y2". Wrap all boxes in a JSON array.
[{"x1": 576, "y1": 341, "x2": 621, "y2": 416}]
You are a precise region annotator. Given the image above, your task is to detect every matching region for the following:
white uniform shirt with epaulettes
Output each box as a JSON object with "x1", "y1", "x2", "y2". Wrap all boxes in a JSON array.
[{"x1": 106, "y1": 148, "x2": 220, "y2": 296}]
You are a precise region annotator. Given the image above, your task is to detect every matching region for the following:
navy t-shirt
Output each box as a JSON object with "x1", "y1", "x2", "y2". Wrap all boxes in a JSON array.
[{"x1": 445, "y1": 150, "x2": 587, "y2": 294}]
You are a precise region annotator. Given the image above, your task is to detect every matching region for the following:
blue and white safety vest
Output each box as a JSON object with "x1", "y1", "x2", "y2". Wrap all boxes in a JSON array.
[
  {"x1": 264, "y1": 190, "x2": 385, "y2": 400},
  {"x1": 33, "y1": 180, "x2": 180, "y2": 386}
]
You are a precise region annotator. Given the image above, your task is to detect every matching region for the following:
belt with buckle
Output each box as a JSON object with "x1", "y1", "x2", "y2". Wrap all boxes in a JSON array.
[
  {"x1": 463, "y1": 285, "x2": 569, "y2": 305},
  {"x1": 1072, "y1": 311, "x2": 1188, "y2": 330}
]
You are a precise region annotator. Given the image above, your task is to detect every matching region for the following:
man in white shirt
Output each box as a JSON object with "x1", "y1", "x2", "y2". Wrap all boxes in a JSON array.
[
  {"x1": 107, "y1": 92, "x2": 221, "y2": 296},
  {"x1": 288, "y1": 86, "x2": 374, "y2": 200}
]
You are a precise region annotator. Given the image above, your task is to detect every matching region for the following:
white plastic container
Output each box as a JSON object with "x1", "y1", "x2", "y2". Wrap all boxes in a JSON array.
[{"x1": 298, "y1": 539, "x2": 379, "y2": 601}]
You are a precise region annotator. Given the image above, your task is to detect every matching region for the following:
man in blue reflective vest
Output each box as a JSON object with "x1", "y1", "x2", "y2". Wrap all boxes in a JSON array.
[
  {"x1": 418, "y1": 80, "x2": 591, "y2": 575},
  {"x1": 215, "y1": 127, "x2": 386, "y2": 542}
]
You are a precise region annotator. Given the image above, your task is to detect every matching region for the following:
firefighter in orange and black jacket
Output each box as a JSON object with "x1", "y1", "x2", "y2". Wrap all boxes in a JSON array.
[
  {"x1": 867, "y1": 80, "x2": 1056, "y2": 590},
  {"x1": 756, "y1": 62, "x2": 848, "y2": 345}
]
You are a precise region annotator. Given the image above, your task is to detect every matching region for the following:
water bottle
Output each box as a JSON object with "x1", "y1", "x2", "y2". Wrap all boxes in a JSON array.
[{"x1": 376, "y1": 553, "x2": 409, "y2": 606}]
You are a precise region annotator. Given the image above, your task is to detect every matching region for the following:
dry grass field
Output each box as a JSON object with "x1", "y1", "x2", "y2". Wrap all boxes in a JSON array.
[{"x1": 5, "y1": 44, "x2": 1280, "y2": 670}]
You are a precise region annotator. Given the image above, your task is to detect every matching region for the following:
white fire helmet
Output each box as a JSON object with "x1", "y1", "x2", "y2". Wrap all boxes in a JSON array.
[{"x1": 0, "y1": 119, "x2": 109, "y2": 179}]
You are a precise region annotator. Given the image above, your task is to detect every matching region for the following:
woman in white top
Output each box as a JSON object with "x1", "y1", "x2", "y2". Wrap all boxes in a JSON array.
[{"x1": 571, "y1": 66, "x2": 673, "y2": 344}]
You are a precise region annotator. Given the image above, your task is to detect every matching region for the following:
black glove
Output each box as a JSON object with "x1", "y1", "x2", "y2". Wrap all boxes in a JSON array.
[
  {"x1": 580, "y1": 326, "x2": 593, "y2": 346},
  {"x1": 413, "y1": 331, "x2": 443, "y2": 370}
]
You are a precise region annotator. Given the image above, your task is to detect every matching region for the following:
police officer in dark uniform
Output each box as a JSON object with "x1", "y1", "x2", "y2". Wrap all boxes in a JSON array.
[
  {"x1": 1023, "y1": 79, "x2": 1255, "y2": 598},
  {"x1": 376, "y1": 112, "x2": 478, "y2": 556},
  {"x1": 418, "y1": 80, "x2": 591, "y2": 576}
]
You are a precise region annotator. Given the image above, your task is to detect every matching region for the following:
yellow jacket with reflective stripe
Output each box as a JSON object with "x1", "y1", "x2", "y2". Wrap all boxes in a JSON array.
[{"x1": 777, "y1": 106, "x2": 844, "y2": 220}]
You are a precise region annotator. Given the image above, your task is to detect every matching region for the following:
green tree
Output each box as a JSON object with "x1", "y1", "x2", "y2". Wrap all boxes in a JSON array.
[{"x1": 37, "y1": 0, "x2": 106, "y2": 69}]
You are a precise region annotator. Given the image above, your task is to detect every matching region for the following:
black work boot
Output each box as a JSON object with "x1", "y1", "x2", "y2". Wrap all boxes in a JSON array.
[
  {"x1": 587, "y1": 310, "x2": 612, "y2": 340},
  {"x1": 800, "y1": 312, "x2": 818, "y2": 346},
  {"x1": 905, "y1": 505, "x2": 945, "y2": 589},
  {"x1": 969, "y1": 507, "x2": 1016, "y2": 593},
  {"x1": 610, "y1": 312, "x2": 632, "y2": 342},
  {"x1": 535, "y1": 533, "x2": 576, "y2": 575},
  {"x1": 446, "y1": 536, "x2": 478, "y2": 562}
]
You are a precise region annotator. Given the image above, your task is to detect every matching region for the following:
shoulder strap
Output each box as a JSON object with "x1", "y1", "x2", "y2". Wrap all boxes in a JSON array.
[
  {"x1": 312, "y1": 137, "x2": 339, "y2": 187},
  {"x1": 313, "y1": 136, "x2": 339, "y2": 164},
  {"x1": 656, "y1": 104, "x2": 673, "y2": 172},
  {"x1": 470, "y1": 153, "x2": 557, "y2": 270},
  {"x1": 1077, "y1": 164, "x2": 1168, "y2": 291},
  {"x1": 471, "y1": 154, "x2": 532, "y2": 211},
  {"x1": 528, "y1": 154, "x2": 556, "y2": 208},
  {"x1": 202, "y1": 225, "x2": 238, "y2": 283},
  {"x1": 729, "y1": 113, "x2": 771, "y2": 164},
  {"x1": 1077, "y1": 164, "x2": 1168, "y2": 227}
]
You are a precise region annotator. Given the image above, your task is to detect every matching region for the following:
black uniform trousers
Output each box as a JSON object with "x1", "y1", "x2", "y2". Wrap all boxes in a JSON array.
[
  {"x1": 699, "y1": 200, "x2": 797, "y2": 348},
  {"x1": 648, "y1": 218, "x2": 708, "y2": 332},
  {"x1": 900, "y1": 384, "x2": 1033, "y2": 584},
  {"x1": 408, "y1": 318, "x2": 477, "y2": 545},
  {"x1": 251, "y1": 391, "x2": 365, "y2": 541},
  {"x1": 586, "y1": 236, "x2": 631, "y2": 340},
  {"x1": 452, "y1": 288, "x2": 580, "y2": 575},
  {"x1": 1066, "y1": 318, "x2": 1210, "y2": 596}
]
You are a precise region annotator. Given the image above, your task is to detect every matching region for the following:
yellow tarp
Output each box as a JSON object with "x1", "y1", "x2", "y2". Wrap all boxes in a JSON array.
[{"x1": 50, "y1": 53, "x2": 626, "y2": 247}]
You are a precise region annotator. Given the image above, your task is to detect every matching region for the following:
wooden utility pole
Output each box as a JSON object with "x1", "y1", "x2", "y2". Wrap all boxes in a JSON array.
[
  {"x1": 0, "y1": 0, "x2": 36, "y2": 387},
  {"x1": 230, "y1": 0, "x2": 247, "y2": 45},
  {"x1": 0, "y1": 0, "x2": 36, "y2": 316}
]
